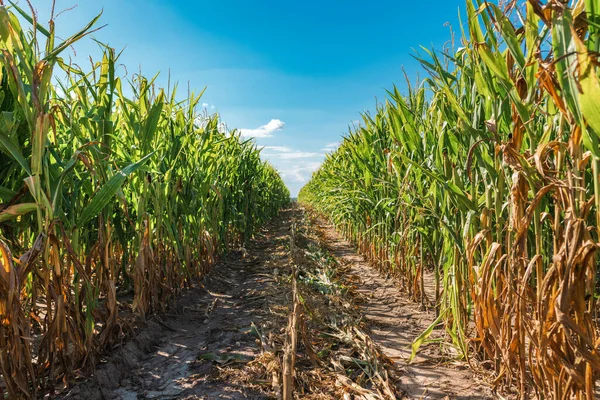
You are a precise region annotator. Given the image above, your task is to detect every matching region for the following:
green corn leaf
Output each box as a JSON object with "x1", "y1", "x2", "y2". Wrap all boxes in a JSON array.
[
  {"x1": 552, "y1": 8, "x2": 583, "y2": 125},
  {"x1": 0, "y1": 203, "x2": 37, "y2": 223},
  {"x1": 44, "y1": 11, "x2": 103, "y2": 62},
  {"x1": 477, "y1": 43, "x2": 511, "y2": 85},
  {"x1": 78, "y1": 152, "x2": 154, "y2": 227},
  {"x1": 585, "y1": 0, "x2": 600, "y2": 52},
  {"x1": 574, "y1": 38, "x2": 600, "y2": 157},
  {"x1": 490, "y1": 4, "x2": 525, "y2": 71},
  {"x1": 409, "y1": 312, "x2": 444, "y2": 363},
  {"x1": 7, "y1": 1, "x2": 51, "y2": 37},
  {"x1": 0, "y1": 185, "x2": 17, "y2": 202},
  {"x1": 0, "y1": 130, "x2": 32, "y2": 176}
]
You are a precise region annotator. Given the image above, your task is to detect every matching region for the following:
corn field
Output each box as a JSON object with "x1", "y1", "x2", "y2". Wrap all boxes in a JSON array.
[
  {"x1": 300, "y1": 0, "x2": 600, "y2": 397},
  {"x1": 0, "y1": 2, "x2": 288, "y2": 398}
]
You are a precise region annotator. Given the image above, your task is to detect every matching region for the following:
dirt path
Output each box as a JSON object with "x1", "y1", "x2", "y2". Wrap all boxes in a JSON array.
[
  {"x1": 313, "y1": 217, "x2": 492, "y2": 399},
  {"x1": 62, "y1": 210, "x2": 296, "y2": 400},
  {"x1": 59, "y1": 206, "x2": 492, "y2": 399}
]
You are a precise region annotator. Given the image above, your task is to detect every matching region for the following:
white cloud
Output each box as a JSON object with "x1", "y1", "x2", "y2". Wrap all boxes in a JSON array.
[
  {"x1": 202, "y1": 102, "x2": 209, "y2": 108},
  {"x1": 275, "y1": 152, "x2": 322, "y2": 159},
  {"x1": 258, "y1": 145, "x2": 324, "y2": 193},
  {"x1": 240, "y1": 119, "x2": 285, "y2": 138},
  {"x1": 279, "y1": 161, "x2": 322, "y2": 183},
  {"x1": 261, "y1": 145, "x2": 322, "y2": 159},
  {"x1": 263, "y1": 145, "x2": 293, "y2": 152},
  {"x1": 321, "y1": 141, "x2": 339, "y2": 152}
]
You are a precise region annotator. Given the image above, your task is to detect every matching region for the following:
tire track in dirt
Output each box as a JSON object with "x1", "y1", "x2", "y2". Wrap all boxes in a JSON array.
[
  {"x1": 313, "y1": 217, "x2": 492, "y2": 399},
  {"x1": 61, "y1": 210, "x2": 295, "y2": 400}
]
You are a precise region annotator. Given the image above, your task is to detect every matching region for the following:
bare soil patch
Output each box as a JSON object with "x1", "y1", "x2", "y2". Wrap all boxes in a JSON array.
[{"x1": 311, "y1": 215, "x2": 493, "y2": 399}]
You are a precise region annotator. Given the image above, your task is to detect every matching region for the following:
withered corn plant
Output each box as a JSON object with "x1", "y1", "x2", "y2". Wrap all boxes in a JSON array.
[
  {"x1": 300, "y1": 0, "x2": 600, "y2": 397},
  {"x1": 0, "y1": 2, "x2": 289, "y2": 398}
]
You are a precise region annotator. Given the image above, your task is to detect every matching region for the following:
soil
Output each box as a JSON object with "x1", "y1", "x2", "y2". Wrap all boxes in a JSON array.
[
  {"x1": 58, "y1": 205, "x2": 492, "y2": 399},
  {"x1": 60, "y1": 210, "x2": 296, "y2": 400},
  {"x1": 313, "y1": 217, "x2": 492, "y2": 399}
]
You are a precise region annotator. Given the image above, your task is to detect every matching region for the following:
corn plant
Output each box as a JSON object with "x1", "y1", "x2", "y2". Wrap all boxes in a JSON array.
[
  {"x1": 0, "y1": 3, "x2": 288, "y2": 398},
  {"x1": 300, "y1": 0, "x2": 600, "y2": 397}
]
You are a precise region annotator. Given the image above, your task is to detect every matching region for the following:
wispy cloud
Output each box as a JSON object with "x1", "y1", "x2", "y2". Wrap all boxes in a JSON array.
[
  {"x1": 262, "y1": 145, "x2": 323, "y2": 159},
  {"x1": 276, "y1": 152, "x2": 322, "y2": 159},
  {"x1": 263, "y1": 146, "x2": 293, "y2": 152},
  {"x1": 321, "y1": 141, "x2": 339, "y2": 152},
  {"x1": 240, "y1": 119, "x2": 285, "y2": 138},
  {"x1": 278, "y1": 161, "x2": 322, "y2": 183}
]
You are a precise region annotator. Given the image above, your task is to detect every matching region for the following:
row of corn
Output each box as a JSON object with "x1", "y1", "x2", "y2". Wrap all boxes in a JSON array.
[
  {"x1": 300, "y1": 0, "x2": 600, "y2": 397},
  {"x1": 0, "y1": 2, "x2": 289, "y2": 398}
]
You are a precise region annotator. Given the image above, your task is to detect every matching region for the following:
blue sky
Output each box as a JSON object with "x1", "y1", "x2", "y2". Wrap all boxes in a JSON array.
[{"x1": 26, "y1": 0, "x2": 464, "y2": 196}]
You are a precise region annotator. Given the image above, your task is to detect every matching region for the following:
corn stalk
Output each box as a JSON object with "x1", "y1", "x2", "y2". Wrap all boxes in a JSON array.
[
  {"x1": 0, "y1": 3, "x2": 289, "y2": 398},
  {"x1": 300, "y1": 0, "x2": 600, "y2": 397}
]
